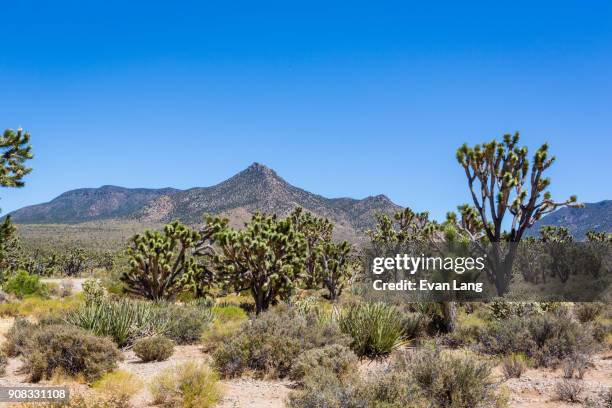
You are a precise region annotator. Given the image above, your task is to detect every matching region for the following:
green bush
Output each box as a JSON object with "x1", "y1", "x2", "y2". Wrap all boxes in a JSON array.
[
  {"x1": 134, "y1": 336, "x2": 175, "y2": 362},
  {"x1": 339, "y1": 302, "x2": 406, "y2": 359},
  {"x1": 286, "y1": 368, "x2": 367, "y2": 408},
  {"x1": 408, "y1": 348, "x2": 499, "y2": 408},
  {"x1": 478, "y1": 313, "x2": 596, "y2": 367},
  {"x1": 290, "y1": 344, "x2": 357, "y2": 382},
  {"x1": 3, "y1": 270, "x2": 47, "y2": 298},
  {"x1": 150, "y1": 362, "x2": 221, "y2": 408},
  {"x1": 22, "y1": 324, "x2": 122, "y2": 382},
  {"x1": 213, "y1": 304, "x2": 348, "y2": 378},
  {"x1": 165, "y1": 304, "x2": 213, "y2": 345}
]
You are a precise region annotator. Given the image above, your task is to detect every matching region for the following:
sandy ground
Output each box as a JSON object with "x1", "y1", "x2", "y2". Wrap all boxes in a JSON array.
[
  {"x1": 40, "y1": 278, "x2": 87, "y2": 293},
  {"x1": 0, "y1": 316, "x2": 609, "y2": 407}
]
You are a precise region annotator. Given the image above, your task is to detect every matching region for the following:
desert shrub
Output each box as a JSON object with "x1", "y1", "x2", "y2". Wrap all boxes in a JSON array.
[
  {"x1": 165, "y1": 304, "x2": 213, "y2": 345},
  {"x1": 150, "y1": 362, "x2": 221, "y2": 408},
  {"x1": 201, "y1": 304, "x2": 249, "y2": 352},
  {"x1": 408, "y1": 348, "x2": 498, "y2": 408},
  {"x1": 286, "y1": 367, "x2": 367, "y2": 408},
  {"x1": 3, "y1": 270, "x2": 47, "y2": 298},
  {"x1": 92, "y1": 370, "x2": 143, "y2": 407},
  {"x1": 213, "y1": 304, "x2": 348, "y2": 378},
  {"x1": 0, "y1": 350, "x2": 7, "y2": 376},
  {"x1": 339, "y1": 302, "x2": 406, "y2": 358},
  {"x1": 3, "y1": 317, "x2": 36, "y2": 357},
  {"x1": 66, "y1": 298, "x2": 172, "y2": 347},
  {"x1": 562, "y1": 354, "x2": 589, "y2": 379},
  {"x1": 555, "y1": 380, "x2": 583, "y2": 403},
  {"x1": 401, "y1": 311, "x2": 424, "y2": 340},
  {"x1": 22, "y1": 324, "x2": 121, "y2": 382},
  {"x1": 133, "y1": 336, "x2": 174, "y2": 362},
  {"x1": 574, "y1": 302, "x2": 605, "y2": 323},
  {"x1": 502, "y1": 353, "x2": 527, "y2": 379},
  {"x1": 478, "y1": 313, "x2": 596, "y2": 367},
  {"x1": 289, "y1": 348, "x2": 505, "y2": 408},
  {"x1": 290, "y1": 344, "x2": 357, "y2": 382}
]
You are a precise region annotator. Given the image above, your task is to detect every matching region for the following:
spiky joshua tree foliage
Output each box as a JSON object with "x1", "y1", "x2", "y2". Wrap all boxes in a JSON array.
[
  {"x1": 0, "y1": 128, "x2": 33, "y2": 276},
  {"x1": 317, "y1": 240, "x2": 352, "y2": 300},
  {"x1": 289, "y1": 207, "x2": 333, "y2": 289},
  {"x1": 122, "y1": 221, "x2": 203, "y2": 301},
  {"x1": 456, "y1": 132, "x2": 581, "y2": 295},
  {"x1": 213, "y1": 213, "x2": 306, "y2": 314}
]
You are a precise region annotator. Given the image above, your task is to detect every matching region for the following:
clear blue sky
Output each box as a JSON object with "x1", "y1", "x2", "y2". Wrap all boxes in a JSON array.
[{"x1": 1, "y1": 0, "x2": 611, "y2": 221}]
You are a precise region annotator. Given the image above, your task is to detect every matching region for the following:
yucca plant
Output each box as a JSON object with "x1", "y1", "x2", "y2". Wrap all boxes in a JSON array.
[
  {"x1": 339, "y1": 302, "x2": 407, "y2": 359},
  {"x1": 66, "y1": 298, "x2": 171, "y2": 347}
]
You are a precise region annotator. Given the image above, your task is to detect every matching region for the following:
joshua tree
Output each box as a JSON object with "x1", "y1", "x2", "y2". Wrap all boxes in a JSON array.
[
  {"x1": 586, "y1": 231, "x2": 612, "y2": 242},
  {"x1": 183, "y1": 215, "x2": 229, "y2": 298},
  {"x1": 213, "y1": 213, "x2": 306, "y2": 314},
  {"x1": 122, "y1": 221, "x2": 203, "y2": 300},
  {"x1": 317, "y1": 240, "x2": 352, "y2": 300},
  {"x1": 456, "y1": 133, "x2": 581, "y2": 295},
  {"x1": 62, "y1": 247, "x2": 87, "y2": 276},
  {"x1": 289, "y1": 207, "x2": 333, "y2": 289},
  {"x1": 0, "y1": 128, "x2": 33, "y2": 277}
]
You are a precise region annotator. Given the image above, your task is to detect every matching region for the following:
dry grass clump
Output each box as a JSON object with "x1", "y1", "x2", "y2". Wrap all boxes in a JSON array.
[
  {"x1": 150, "y1": 362, "x2": 222, "y2": 408},
  {"x1": 555, "y1": 379, "x2": 583, "y2": 403},
  {"x1": 92, "y1": 370, "x2": 143, "y2": 407},
  {"x1": 502, "y1": 353, "x2": 528, "y2": 379}
]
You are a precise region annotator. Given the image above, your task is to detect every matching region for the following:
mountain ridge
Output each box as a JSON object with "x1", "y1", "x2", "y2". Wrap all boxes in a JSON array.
[
  {"x1": 8, "y1": 163, "x2": 401, "y2": 240},
  {"x1": 527, "y1": 200, "x2": 612, "y2": 240}
]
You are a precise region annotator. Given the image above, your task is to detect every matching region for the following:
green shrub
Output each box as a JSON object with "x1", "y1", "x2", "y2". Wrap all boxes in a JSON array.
[
  {"x1": 165, "y1": 304, "x2": 213, "y2": 345},
  {"x1": 478, "y1": 313, "x2": 596, "y2": 367},
  {"x1": 290, "y1": 344, "x2": 357, "y2": 382},
  {"x1": 134, "y1": 336, "x2": 174, "y2": 362},
  {"x1": 339, "y1": 302, "x2": 406, "y2": 359},
  {"x1": 409, "y1": 348, "x2": 498, "y2": 408},
  {"x1": 3, "y1": 270, "x2": 47, "y2": 298},
  {"x1": 22, "y1": 324, "x2": 122, "y2": 382},
  {"x1": 150, "y1": 362, "x2": 221, "y2": 408},
  {"x1": 574, "y1": 302, "x2": 605, "y2": 323},
  {"x1": 286, "y1": 368, "x2": 367, "y2": 408},
  {"x1": 213, "y1": 304, "x2": 348, "y2": 378}
]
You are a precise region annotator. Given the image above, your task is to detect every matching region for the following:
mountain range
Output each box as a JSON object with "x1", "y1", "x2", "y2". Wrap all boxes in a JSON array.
[
  {"x1": 8, "y1": 163, "x2": 401, "y2": 241},
  {"x1": 527, "y1": 200, "x2": 612, "y2": 240},
  {"x1": 7, "y1": 163, "x2": 610, "y2": 242}
]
